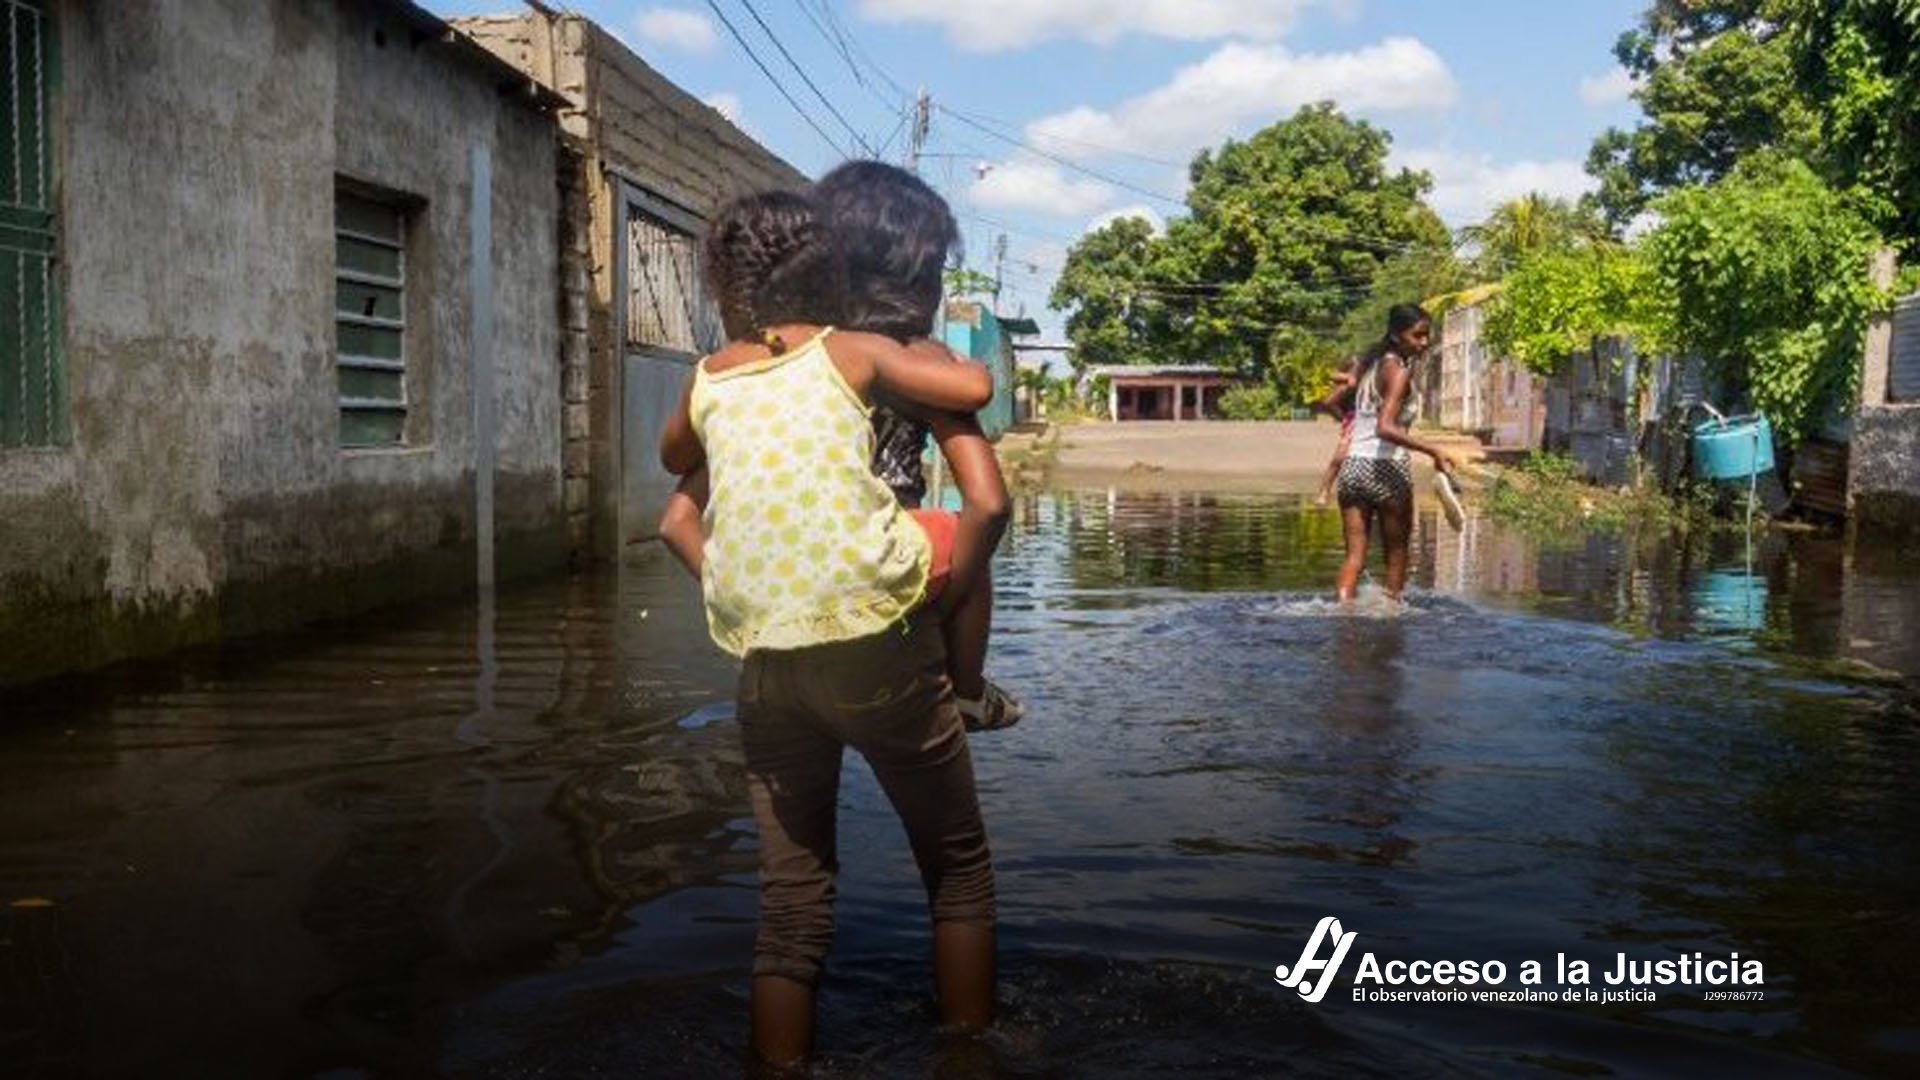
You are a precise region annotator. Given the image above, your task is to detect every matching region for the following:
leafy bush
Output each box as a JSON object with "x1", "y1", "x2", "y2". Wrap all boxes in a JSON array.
[
  {"x1": 1517, "y1": 451, "x2": 1579, "y2": 485},
  {"x1": 1483, "y1": 452, "x2": 1731, "y2": 538},
  {"x1": 1644, "y1": 155, "x2": 1889, "y2": 443},
  {"x1": 1217, "y1": 383, "x2": 1289, "y2": 420},
  {"x1": 1483, "y1": 245, "x2": 1667, "y2": 375}
]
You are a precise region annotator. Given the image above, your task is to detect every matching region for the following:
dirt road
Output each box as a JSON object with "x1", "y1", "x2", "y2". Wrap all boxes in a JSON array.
[{"x1": 1013, "y1": 420, "x2": 1484, "y2": 493}]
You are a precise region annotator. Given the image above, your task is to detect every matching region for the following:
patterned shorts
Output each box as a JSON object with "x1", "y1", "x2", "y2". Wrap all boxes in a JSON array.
[{"x1": 1336, "y1": 456, "x2": 1413, "y2": 511}]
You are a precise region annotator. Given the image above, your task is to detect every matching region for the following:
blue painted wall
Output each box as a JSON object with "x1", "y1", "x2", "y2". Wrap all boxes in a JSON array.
[{"x1": 941, "y1": 302, "x2": 1016, "y2": 438}]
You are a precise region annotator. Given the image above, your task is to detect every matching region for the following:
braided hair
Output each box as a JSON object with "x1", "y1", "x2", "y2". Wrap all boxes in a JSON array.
[{"x1": 702, "y1": 189, "x2": 850, "y2": 342}]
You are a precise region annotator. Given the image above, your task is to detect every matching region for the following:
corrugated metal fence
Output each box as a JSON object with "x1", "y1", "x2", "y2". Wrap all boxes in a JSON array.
[{"x1": 1891, "y1": 293, "x2": 1920, "y2": 403}]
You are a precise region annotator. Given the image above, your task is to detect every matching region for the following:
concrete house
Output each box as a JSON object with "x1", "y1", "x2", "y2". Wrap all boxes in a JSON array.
[
  {"x1": 1088, "y1": 365, "x2": 1241, "y2": 421},
  {"x1": 1434, "y1": 294, "x2": 1544, "y2": 452},
  {"x1": 456, "y1": 10, "x2": 806, "y2": 559},
  {"x1": 0, "y1": 1, "x2": 566, "y2": 686}
]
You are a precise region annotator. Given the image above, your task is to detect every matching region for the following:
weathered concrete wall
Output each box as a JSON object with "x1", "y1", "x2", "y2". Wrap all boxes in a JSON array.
[
  {"x1": 459, "y1": 12, "x2": 803, "y2": 559},
  {"x1": 0, "y1": 0, "x2": 562, "y2": 686},
  {"x1": 1850, "y1": 406, "x2": 1920, "y2": 535},
  {"x1": 1850, "y1": 272, "x2": 1920, "y2": 537}
]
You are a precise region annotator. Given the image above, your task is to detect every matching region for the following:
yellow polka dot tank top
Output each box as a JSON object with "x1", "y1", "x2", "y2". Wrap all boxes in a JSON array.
[{"x1": 690, "y1": 330, "x2": 932, "y2": 656}]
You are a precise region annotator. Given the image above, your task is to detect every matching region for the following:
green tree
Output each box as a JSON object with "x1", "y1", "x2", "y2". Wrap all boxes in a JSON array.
[
  {"x1": 1459, "y1": 193, "x2": 1610, "y2": 277},
  {"x1": 1788, "y1": 0, "x2": 1920, "y2": 249},
  {"x1": 1336, "y1": 248, "x2": 1470, "y2": 358},
  {"x1": 1012, "y1": 363, "x2": 1051, "y2": 417},
  {"x1": 1643, "y1": 154, "x2": 1889, "y2": 442},
  {"x1": 1586, "y1": 1, "x2": 1822, "y2": 229},
  {"x1": 1216, "y1": 382, "x2": 1289, "y2": 420},
  {"x1": 1169, "y1": 104, "x2": 1450, "y2": 376},
  {"x1": 1482, "y1": 244, "x2": 1666, "y2": 375},
  {"x1": 1047, "y1": 215, "x2": 1169, "y2": 370},
  {"x1": 944, "y1": 267, "x2": 998, "y2": 299},
  {"x1": 1050, "y1": 104, "x2": 1449, "y2": 400}
]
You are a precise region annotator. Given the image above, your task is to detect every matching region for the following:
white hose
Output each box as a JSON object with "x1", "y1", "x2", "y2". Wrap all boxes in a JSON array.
[{"x1": 1745, "y1": 425, "x2": 1758, "y2": 625}]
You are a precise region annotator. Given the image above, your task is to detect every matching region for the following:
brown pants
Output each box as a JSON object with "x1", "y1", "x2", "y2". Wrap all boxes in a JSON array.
[{"x1": 737, "y1": 611, "x2": 996, "y2": 988}]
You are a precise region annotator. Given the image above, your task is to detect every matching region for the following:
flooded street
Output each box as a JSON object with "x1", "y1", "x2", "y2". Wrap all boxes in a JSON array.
[{"x1": 4, "y1": 489, "x2": 1919, "y2": 1078}]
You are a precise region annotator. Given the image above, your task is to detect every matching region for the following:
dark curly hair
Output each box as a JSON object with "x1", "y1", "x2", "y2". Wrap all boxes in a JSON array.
[
  {"x1": 703, "y1": 189, "x2": 849, "y2": 340},
  {"x1": 813, "y1": 161, "x2": 959, "y2": 342}
]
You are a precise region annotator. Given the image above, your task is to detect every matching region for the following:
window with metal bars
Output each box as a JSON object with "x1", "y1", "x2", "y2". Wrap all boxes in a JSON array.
[
  {"x1": 334, "y1": 189, "x2": 409, "y2": 447},
  {"x1": 626, "y1": 208, "x2": 724, "y2": 359},
  {"x1": 0, "y1": 0, "x2": 61, "y2": 449}
]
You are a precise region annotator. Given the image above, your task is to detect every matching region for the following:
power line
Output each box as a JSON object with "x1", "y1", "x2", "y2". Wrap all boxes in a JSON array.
[
  {"x1": 768, "y1": 2, "x2": 1447, "y2": 265},
  {"x1": 938, "y1": 108, "x2": 1456, "y2": 258},
  {"x1": 939, "y1": 104, "x2": 1190, "y2": 209},
  {"x1": 790, "y1": 8, "x2": 1179, "y2": 174},
  {"x1": 940, "y1": 105, "x2": 1190, "y2": 170},
  {"x1": 873, "y1": 108, "x2": 911, "y2": 159},
  {"x1": 790, "y1": 0, "x2": 869, "y2": 91},
  {"x1": 700, "y1": 0, "x2": 848, "y2": 156},
  {"x1": 803, "y1": 0, "x2": 911, "y2": 101},
  {"x1": 731, "y1": 0, "x2": 874, "y2": 154}
]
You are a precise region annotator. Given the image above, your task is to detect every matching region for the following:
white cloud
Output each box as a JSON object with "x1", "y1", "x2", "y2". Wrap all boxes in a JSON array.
[
  {"x1": 970, "y1": 158, "x2": 1115, "y2": 217},
  {"x1": 1578, "y1": 67, "x2": 1636, "y2": 107},
  {"x1": 1087, "y1": 204, "x2": 1165, "y2": 235},
  {"x1": 1026, "y1": 38, "x2": 1458, "y2": 159},
  {"x1": 703, "y1": 92, "x2": 744, "y2": 125},
  {"x1": 634, "y1": 8, "x2": 717, "y2": 53},
  {"x1": 857, "y1": 0, "x2": 1351, "y2": 52},
  {"x1": 1392, "y1": 148, "x2": 1595, "y2": 226}
]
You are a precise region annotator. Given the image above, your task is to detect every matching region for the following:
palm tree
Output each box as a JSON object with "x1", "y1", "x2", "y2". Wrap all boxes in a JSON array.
[
  {"x1": 1461, "y1": 193, "x2": 1611, "y2": 276},
  {"x1": 1013, "y1": 364, "x2": 1052, "y2": 419}
]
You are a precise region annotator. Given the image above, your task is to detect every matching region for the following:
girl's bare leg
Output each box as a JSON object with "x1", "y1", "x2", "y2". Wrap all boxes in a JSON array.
[
  {"x1": 750, "y1": 976, "x2": 815, "y2": 1067},
  {"x1": 1336, "y1": 504, "x2": 1372, "y2": 602},
  {"x1": 929, "y1": 414, "x2": 1010, "y2": 700},
  {"x1": 933, "y1": 921, "x2": 995, "y2": 1028},
  {"x1": 1380, "y1": 496, "x2": 1413, "y2": 599},
  {"x1": 1315, "y1": 456, "x2": 1341, "y2": 506},
  {"x1": 1317, "y1": 429, "x2": 1352, "y2": 507},
  {"x1": 939, "y1": 572, "x2": 995, "y2": 701}
]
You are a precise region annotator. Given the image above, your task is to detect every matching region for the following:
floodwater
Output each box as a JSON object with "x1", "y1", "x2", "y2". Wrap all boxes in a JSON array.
[{"x1": 3, "y1": 489, "x2": 1918, "y2": 1078}]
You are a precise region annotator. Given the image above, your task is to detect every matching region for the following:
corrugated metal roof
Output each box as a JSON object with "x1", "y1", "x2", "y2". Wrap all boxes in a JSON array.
[
  {"x1": 1427, "y1": 282, "x2": 1503, "y2": 314},
  {"x1": 1085, "y1": 365, "x2": 1239, "y2": 379},
  {"x1": 1790, "y1": 438, "x2": 1849, "y2": 518}
]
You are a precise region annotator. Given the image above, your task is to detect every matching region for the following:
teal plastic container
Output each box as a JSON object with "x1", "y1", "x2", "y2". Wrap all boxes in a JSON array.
[{"x1": 1691, "y1": 414, "x2": 1775, "y2": 481}]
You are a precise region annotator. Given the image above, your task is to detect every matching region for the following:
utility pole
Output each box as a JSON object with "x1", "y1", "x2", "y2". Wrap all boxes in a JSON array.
[
  {"x1": 906, "y1": 88, "x2": 930, "y2": 173},
  {"x1": 991, "y1": 233, "x2": 1007, "y2": 314}
]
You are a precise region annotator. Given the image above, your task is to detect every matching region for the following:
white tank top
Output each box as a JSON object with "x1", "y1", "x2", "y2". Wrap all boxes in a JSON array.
[{"x1": 1347, "y1": 353, "x2": 1421, "y2": 461}]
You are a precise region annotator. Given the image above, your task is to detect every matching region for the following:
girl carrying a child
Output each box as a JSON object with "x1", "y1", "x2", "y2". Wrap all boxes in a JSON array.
[{"x1": 657, "y1": 189, "x2": 1001, "y2": 1067}]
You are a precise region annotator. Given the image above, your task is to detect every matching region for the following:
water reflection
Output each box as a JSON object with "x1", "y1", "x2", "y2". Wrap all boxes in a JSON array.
[
  {"x1": 0, "y1": 554, "x2": 742, "y2": 1077},
  {"x1": 0, "y1": 489, "x2": 1916, "y2": 1077}
]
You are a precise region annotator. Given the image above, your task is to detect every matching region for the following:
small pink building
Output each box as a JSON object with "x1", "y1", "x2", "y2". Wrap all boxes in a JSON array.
[{"x1": 1089, "y1": 365, "x2": 1241, "y2": 421}]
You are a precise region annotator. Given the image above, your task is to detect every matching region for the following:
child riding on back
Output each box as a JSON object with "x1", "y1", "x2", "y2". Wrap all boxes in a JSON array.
[
  {"x1": 657, "y1": 189, "x2": 1001, "y2": 1068},
  {"x1": 660, "y1": 162, "x2": 1023, "y2": 730}
]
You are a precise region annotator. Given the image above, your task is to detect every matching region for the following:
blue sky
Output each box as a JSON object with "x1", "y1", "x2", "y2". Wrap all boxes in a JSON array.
[{"x1": 425, "y1": 1, "x2": 1648, "y2": 337}]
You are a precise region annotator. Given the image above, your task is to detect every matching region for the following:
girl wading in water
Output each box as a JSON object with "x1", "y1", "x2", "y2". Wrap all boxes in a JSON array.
[
  {"x1": 1322, "y1": 303, "x2": 1459, "y2": 602},
  {"x1": 657, "y1": 190, "x2": 1000, "y2": 1069}
]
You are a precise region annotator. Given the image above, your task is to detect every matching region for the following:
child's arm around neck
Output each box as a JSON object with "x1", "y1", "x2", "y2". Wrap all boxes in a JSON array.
[{"x1": 830, "y1": 331, "x2": 993, "y2": 415}]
